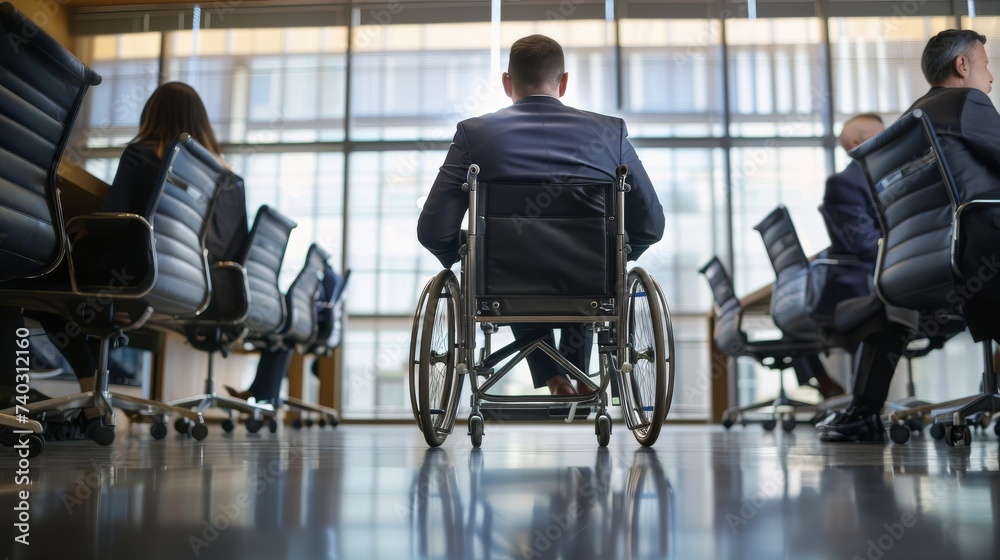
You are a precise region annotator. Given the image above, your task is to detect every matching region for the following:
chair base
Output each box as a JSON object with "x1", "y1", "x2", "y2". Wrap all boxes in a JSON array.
[
  {"x1": 0, "y1": 413, "x2": 43, "y2": 433},
  {"x1": 721, "y1": 385, "x2": 818, "y2": 431},
  {"x1": 169, "y1": 393, "x2": 275, "y2": 420},
  {"x1": 282, "y1": 396, "x2": 339, "y2": 427}
]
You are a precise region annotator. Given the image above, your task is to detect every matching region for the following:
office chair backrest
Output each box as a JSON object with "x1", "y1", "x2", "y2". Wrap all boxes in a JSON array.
[
  {"x1": 754, "y1": 205, "x2": 809, "y2": 279},
  {"x1": 143, "y1": 134, "x2": 230, "y2": 318},
  {"x1": 0, "y1": 2, "x2": 101, "y2": 278},
  {"x1": 241, "y1": 205, "x2": 297, "y2": 338},
  {"x1": 473, "y1": 180, "x2": 616, "y2": 315},
  {"x1": 283, "y1": 243, "x2": 330, "y2": 346},
  {"x1": 699, "y1": 257, "x2": 747, "y2": 356},
  {"x1": 849, "y1": 109, "x2": 958, "y2": 310},
  {"x1": 754, "y1": 205, "x2": 822, "y2": 339}
]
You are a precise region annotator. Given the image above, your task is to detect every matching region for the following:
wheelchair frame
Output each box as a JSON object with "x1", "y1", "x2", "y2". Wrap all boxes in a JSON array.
[{"x1": 410, "y1": 164, "x2": 675, "y2": 448}]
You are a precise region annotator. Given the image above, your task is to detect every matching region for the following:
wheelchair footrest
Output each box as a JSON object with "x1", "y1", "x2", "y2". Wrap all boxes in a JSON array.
[{"x1": 479, "y1": 403, "x2": 592, "y2": 422}]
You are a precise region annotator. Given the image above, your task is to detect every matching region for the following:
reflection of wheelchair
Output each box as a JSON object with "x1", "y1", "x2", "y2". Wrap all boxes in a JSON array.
[
  {"x1": 409, "y1": 164, "x2": 675, "y2": 447},
  {"x1": 409, "y1": 446, "x2": 673, "y2": 559}
]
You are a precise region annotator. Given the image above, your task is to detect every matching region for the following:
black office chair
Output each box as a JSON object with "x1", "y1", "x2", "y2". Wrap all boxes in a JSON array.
[
  {"x1": 850, "y1": 108, "x2": 1000, "y2": 446},
  {"x1": 0, "y1": 2, "x2": 102, "y2": 454},
  {"x1": 0, "y1": 135, "x2": 227, "y2": 445},
  {"x1": 168, "y1": 205, "x2": 297, "y2": 434},
  {"x1": 700, "y1": 256, "x2": 825, "y2": 431}
]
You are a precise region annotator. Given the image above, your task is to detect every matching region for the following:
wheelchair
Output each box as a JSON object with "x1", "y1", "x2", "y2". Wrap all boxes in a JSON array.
[{"x1": 409, "y1": 164, "x2": 675, "y2": 448}]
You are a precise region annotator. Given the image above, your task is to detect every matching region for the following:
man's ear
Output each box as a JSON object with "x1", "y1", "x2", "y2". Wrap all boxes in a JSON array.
[
  {"x1": 557, "y1": 72, "x2": 568, "y2": 97},
  {"x1": 954, "y1": 53, "x2": 971, "y2": 78},
  {"x1": 502, "y1": 72, "x2": 513, "y2": 98}
]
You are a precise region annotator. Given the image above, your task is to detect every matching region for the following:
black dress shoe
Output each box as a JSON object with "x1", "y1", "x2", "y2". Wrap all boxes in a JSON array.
[{"x1": 818, "y1": 405, "x2": 886, "y2": 443}]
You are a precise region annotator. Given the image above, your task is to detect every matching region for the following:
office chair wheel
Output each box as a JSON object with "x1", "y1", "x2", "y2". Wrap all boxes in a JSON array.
[
  {"x1": 221, "y1": 418, "x2": 235, "y2": 433},
  {"x1": 292, "y1": 418, "x2": 303, "y2": 429},
  {"x1": 268, "y1": 419, "x2": 278, "y2": 433},
  {"x1": 889, "y1": 423, "x2": 911, "y2": 444},
  {"x1": 622, "y1": 268, "x2": 673, "y2": 446},
  {"x1": 468, "y1": 413, "x2": 484, "y2": 448},
  {"x1": 150, "y1": 421, "x2": 168, "y2": 440},
  {"x1": 596, "y1": 413, "x2": 612, "y2": 447},
  {"x1": 994, "y1": 420, "x2": 1000, "y2": 438},
  {"x1": 245, "y1": 418, "x2": 263, "y2": 433},
  {"x1": 761, "y1": 418, "x2": 777, "y2": 431},
  {"x1": 318, "y1": 418, "x2": 327, "y2": 428},
  {"x1": 945, "y1": 424, "x2": 972, "y2": 447},
  {"x1": 722, "y1": 418, "x2": 734, "y2": 430},
  {"x1": 190, "y1": 423, "x2": 209, "y2": 441},
  {"x1": 305, "y1": 417, "x2": 315, "y2": 428},
  {"x1": 90, "y1": 425, "x2": 115, "y2": 446},
  {"x1": 23, "y1": 433, "x2": 44, "y2": 458},
  {"x1": 411, "y1": 270, "x2": 463, "y2": 447},
  {"x1": 0, "y1": 427, "x2": 15, "y2": 447},
  {"x1": 174, "y1": 417, "x2": 191, "y2": 435},
  {"x1": 929, "y1": 422, "x2": 945, "y2": 440},
  {"x1": 781, "y1": 416, "x2": 796, "y2": 433},
  {"x1": 52, "y1": 421, "x2": 77, "y2": 441}
]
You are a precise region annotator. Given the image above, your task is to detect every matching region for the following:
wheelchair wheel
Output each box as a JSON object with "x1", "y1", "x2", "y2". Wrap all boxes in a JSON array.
[
  {"x1": 410, "y1": 270, "x2": 463, "y2": 447},
  {"x1": 623, "y1": 268, "x2": 674, "y2": 446}
]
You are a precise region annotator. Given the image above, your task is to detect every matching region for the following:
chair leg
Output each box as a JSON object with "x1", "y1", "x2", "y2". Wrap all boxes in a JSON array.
[{"x1": 167, "y1": 351, "x2": 275, "y2": 419}]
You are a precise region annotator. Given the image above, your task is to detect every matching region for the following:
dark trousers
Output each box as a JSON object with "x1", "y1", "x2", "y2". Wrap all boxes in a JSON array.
[
  {"x1": 249, "y1": 347, "x2": 294, "y2": 402},
  {"x1": 509, "y1": 324, "x2": 593, "y2": 388},
  {"x1": 0, "y1": 307, "x2": 98, "y2": 383},
  {"x1": 851, "y1": 322, "x2": 911, "y2": 411}
]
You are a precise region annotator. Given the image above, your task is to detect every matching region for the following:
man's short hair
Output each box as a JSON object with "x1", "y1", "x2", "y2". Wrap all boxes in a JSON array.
[
  {"x1": 508, "y1": 35, "x2": 565, "y2": 90},
  {"x1": 921, "y1": 29, "x2": 987, "y2": 85}
]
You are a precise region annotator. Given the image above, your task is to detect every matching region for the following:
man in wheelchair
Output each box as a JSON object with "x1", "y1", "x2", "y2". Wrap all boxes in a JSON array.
[{"x1": 417, "y1": 34, "x2": 665, "y2": 398}]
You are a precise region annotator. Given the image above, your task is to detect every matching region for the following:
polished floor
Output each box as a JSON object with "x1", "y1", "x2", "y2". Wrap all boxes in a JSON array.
[{"x1": 2, "y1": 421, "x2": 999, "y2": 560}]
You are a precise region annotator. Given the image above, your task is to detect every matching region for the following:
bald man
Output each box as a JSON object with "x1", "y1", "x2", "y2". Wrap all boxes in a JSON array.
[{"x1": 821, "y1": 114, "x2": 885, "y2": 265}]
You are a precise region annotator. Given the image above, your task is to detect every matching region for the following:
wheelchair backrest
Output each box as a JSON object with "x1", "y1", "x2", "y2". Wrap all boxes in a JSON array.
[
  {"x1": 849, "y1": 110, "x2": 959, "y2": 311},
  {"x1": 0, "y1": 2, "x2": 102, "y2": 279},
  {"x1": 472, "y1": 180, "x2": 616, "y2": 317}
]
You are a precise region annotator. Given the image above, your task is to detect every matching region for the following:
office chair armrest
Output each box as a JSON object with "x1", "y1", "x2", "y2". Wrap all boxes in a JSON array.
[
  {"x1": 64, "y1": 212, "x2": 155, "y2": 297},
  {"x1": 952, "y1": 198, "x2": 1000, "y2": 277}
]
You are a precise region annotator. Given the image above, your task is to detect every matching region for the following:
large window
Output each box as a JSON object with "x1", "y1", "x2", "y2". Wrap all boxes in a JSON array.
[{"x1": 72, "y1": 4, "x2": 987, "y2": 420}]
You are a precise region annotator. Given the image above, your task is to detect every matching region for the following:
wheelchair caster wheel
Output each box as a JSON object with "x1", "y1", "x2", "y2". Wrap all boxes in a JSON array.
[
  {"x1": 781, "y1": 417, "x2": 796, "y2": 433},
  {"x1": 150, "y1": 422, "x2": 168, "y2": 440},
  {"x1": 596, "y1": 414, "x2": 612, "y2": 447},
  {"x1": 929, "y1": 422, "x2": 945, "y2": 440},
  {"x1": 762, "y1": 418, "x2": 777, "y2": 431},
  {"x1": 246, "y1": 419, "x2": 262, "y2": 433},
  {"x1": 268, "y1": 419, "x2": 278, "y2": 433},
  {"x1": 190, "y1": 423, "x2": 209, "y2": 441},
  {"x1": 469, "y1": 414, "x2": 484, "y2": 448},
  {"x1": 889, "y1": 423, "x2": 911, "y2": 444},
  {"x1": 222, "y1": 419, "x2": 235, "y2": 433},
  {"x1": 174, "y1": 418, "x2": 190, "y2": 434},
  {"x1": 91, "y1": 425, "x2": 115, "y2": 446},
  {"x1": 945, "y1": 425, "x2": 972, "y2": 447}
]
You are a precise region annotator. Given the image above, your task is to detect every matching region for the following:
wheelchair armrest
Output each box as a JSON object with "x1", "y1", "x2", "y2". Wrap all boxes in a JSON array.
[{"x1": 65, "y1": 212, "x2": 156, "y2": 297}]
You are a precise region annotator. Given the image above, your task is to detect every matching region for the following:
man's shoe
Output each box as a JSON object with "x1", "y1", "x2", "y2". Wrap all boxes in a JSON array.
[
  {"x1": 546, "y1": 376, "x2": 577, "y2": 395},
  {"x1": 818, "y1": 405, "x2": 886, "y2": 443}
]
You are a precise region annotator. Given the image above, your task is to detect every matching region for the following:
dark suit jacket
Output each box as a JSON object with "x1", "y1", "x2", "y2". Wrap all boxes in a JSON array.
[
  {"x1": 417, "y1": 95, "x2": 665, "y2": 268},
  {"x1": 821, "y1": 160, "x2": 880, "y2": 265},
  {"x1": 907, "y1": 87, "x2": 1000, "y2": 203}
]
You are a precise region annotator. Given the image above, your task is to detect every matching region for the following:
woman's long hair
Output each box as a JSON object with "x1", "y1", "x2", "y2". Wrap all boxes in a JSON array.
[{"x1": 135, "y1": 82, "x2": 221, "y2": 158}]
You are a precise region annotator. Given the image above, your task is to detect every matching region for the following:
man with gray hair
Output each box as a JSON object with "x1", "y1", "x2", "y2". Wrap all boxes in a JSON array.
[{"x1": 820, "y1": 29, "x2": 1000, "y2": 442}]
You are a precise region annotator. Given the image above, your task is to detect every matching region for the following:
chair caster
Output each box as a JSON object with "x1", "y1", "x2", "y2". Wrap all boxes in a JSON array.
[
  {"x1": 190, "y1": 423, "x2": 209, "y2": 441},
  {"x1": 781, "y1": 416, "x2": 796, "y2": 433},
  {"x1": 762, "y1": 418, "x2": 777, "y2": 431},
  {"x1": 945, "y1": 424, "x2": 972, "y2": 447},
  {"x1": 90, "y1": 424, "x2": 115, "y2": 446},
  {"x1": 246, "y1": 418, "x2": 262, "y2": 433},
  {"x1": 994, "y1": 420, "x2": 1000, "y2": 438},
  {"x1": 596, "y1": 413, "x2": 612, "y2": 447},
  {"x1": 150, "y1": 421, "x2": 168, "y2": 440},
  {"x1": 24, "y1": 433, "x2": 45, "y2": 457},
  {"x1": 0, "y1": 427, "x2": 16, "y2": 447},
  {"x1": 292, "y1": 418, "x2": 303, "y2": 430},
  {"x1": 468, "y1": 414, "x2": 484, "y2": 448},
  {"x1": 53, "y1": 421, "x2": 77, "y2": 441},
  {"x1": 174, "y1": 417, "x2": 191, "y2": 434},
  {"x1": 222, "y1": 418, "x2": 235, "y2": 433},
  {"x1": 722, "y1": 417, "x2": 734, "y2": 430},
  {"x1": 929, "y1": 422, "x2": 945, "y2": 440},
  {"x1": 268, "y1": 419, "x2": 278, "y2": 433},
  {"x1": 889, "y1": 423, "x2": 911, "y2": 444},
  {"x1": 304, "y1": 418, "x2": 314, "y2": 428}
]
